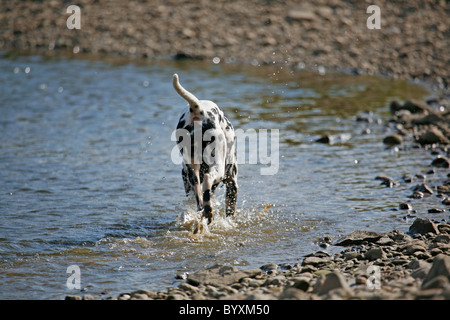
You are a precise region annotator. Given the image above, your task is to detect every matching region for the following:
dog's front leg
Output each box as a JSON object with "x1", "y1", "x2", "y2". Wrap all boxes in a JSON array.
[{"x1": 202, "y1": 173, "x2": 213, "y2": 224}]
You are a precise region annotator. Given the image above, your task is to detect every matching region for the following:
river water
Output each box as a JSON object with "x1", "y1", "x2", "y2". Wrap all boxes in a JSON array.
[{"x1": 0, "y1": 53, "x2": 446, "y2": 299}]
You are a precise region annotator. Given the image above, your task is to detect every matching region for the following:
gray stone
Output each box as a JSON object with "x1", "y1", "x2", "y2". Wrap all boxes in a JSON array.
[
  {"x1": 292, "y1": 277, "x2": 310, "y2": 291},
  {"x1": 407, "y1": 259, "x2": 431, "y2": 270},
  {"x1": 364, "y1": 247, "x2": 385, "y2": 261},
  {"x1": 179, "y1": 282, "x2": 199, "y2": 293},
  {"x1": 411, "y1": 265, "x2": 432, "y2": 280},
  {"x1": 117, "y1": 293, "x2": 131, "y2": 300},
  {"x1": 375, "y1": 175, "x2": 399, "y2": 187},
  {"x1": 412, "y1": 183, "x2": 434, "y2": 195},
  {"x1": 313, "y1": 271, "x2": 353, "y2": 296},
  {"x1": 402, "y1": 243, "x2": 427, "y2": 255},
  {"x1": 278, "y1": 287, "x2": 309, "y2": 299},
  {"x1": 301, "y1": 256, "x2": 330, "y2": 267},
  {"x1": 399, "y1": 203, "x2": 412, "y2": 210},
  {"x1": 417, "y1": 127, "x2": 449, "y2": 145},
  {"x1": 422, "y1": 254, "x2": 450, "y2": 288},
  {"x1": 421, "y1": 275, "x2": 449, "y2": 290},
  {"x1": 408, "y1": 218, "x2": 439, "y2": 235},
  {"x1": 260, "y1": 263, "x2": 278, "y2": 273},
  {"x1": 130, "y1": 289, "x2": 156, "y2": 298},
  {"x1": 343, "y1": 251, "x2": 359, "y2": 260},
  {"x1": 186, "y1": 264, "x2": 251, "y2": 287},
  {"x1": 266, "y1": 275, "x2": 286, "y2": 286},
  {"x1": 335, "y1": 230, "x2": 384, "y2": 246},
  {"x1": 383, "y1": 134, "x2": 403, "y2": 146},
  {"x1": 130, "y1": 293, "x2": 149, "y2": 300},
  {"x1": 243, "y1": 268, "x2": 263, "y2": 278},
  {"x1": 431, "y1": 156, "x2": 450, "y2": 168},
  {"x1": 438, "y1": 224, "x2": 450, "y2": 234},
  {"x1": 433, "y1": 234, "x2": 450, "y2": 244}
]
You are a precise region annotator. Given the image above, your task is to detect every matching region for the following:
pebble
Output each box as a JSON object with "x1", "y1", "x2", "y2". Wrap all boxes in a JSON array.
[{"x1": 383, "y1": 134, "x2": 403, "y2": 146}]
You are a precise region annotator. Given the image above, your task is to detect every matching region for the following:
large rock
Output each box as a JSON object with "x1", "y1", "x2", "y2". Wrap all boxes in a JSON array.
[
  {"x1": 408, "y1": 218, "x2": 439, "y2": 236},
  {"x1": 421, "y1": 254, "x2": 450, "y2": 289},
  {"x1": 335, "y1": 230, "x2": 384, "y2": 246},
  {"x1": 186, "y1": 264, "x2": 260, "y2": 287}
]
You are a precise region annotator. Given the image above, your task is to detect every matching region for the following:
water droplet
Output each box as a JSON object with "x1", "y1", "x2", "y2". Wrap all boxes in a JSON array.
[
  {"x1": 24, "y1": 67, "x2": 31, "y2": 74},
  {"x1": 212, "y1": 57, "x2": 221, "y2": 64}
]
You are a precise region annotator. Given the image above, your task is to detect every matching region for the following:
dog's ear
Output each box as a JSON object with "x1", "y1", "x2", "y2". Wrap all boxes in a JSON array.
[{"x1": 173, "y1": 74, "x2": 200, "y2": 108}]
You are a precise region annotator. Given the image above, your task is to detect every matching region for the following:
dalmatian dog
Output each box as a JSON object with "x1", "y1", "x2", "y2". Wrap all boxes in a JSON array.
[{"x1": 173, "y1": 74, "x2": 238, "y2": 224}]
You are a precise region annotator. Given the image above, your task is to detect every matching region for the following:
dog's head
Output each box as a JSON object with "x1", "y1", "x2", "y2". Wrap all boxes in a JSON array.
[{"x1": 173, "y1": 74, "x2": 211, "y2": 123}]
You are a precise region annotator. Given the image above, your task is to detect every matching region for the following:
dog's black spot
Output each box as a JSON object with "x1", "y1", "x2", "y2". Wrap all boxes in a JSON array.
[
  {"x1": 211, "y1": 107, "x2": 218, "y2": 114},
  {"x1": 177, "y1": 119, "x2": 185, "y2": 129},
  {"x1": 202, "y1": 119, "x2": 216, "y2": 131},
  {"x1": 232, "y1": 164, "x2": 237, "y2": 176},
  {"x1": 207, "y1": 111, "x2": 215, "y2": 121},
  {"x1": 203, "y1": 204, "x2": 212, "y2": 214},
  {"x1": 203, "y1": 189, "x2": 211, "y2": 202},
  {"x1": 225, "y1": 117, "x2": 233, "y2": 129}
]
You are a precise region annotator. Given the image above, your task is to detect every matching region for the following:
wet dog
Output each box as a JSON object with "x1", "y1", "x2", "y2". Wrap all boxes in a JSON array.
[{"x1": 173, "y1": 74, "x2": 238, "y2": 223}]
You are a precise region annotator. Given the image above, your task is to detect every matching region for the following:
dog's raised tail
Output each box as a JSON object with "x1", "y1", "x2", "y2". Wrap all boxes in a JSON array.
[{"x1": 173, "y1": 74, "x2": 200, "y2": 108}]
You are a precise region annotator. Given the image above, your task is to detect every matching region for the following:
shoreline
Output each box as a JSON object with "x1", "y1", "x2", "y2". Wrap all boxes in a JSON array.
[
  {"x1": 1, "y1": 0, "x2": 448, "y2": 89},
  {"x1": 66, "y1": 218, "x2": 450, "y2": 300}
]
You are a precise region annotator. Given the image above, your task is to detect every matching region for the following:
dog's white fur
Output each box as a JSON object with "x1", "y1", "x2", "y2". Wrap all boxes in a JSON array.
[{"x1": 173, "y1": 74, "x2": 238, "y2": 223}]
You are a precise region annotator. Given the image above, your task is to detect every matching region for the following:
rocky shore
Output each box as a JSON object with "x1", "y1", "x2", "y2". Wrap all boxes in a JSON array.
[
  {"x1": 1, "y1": 0, "x2": 449, "y2": 87},
  {"x1": 66, "y1": 218, "x2": 450, "y2": 300}
]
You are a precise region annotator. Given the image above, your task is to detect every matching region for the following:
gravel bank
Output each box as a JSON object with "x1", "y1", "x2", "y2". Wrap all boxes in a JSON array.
[
  {"x1": 66, "y1": 218, "x2": 450, "y2": 300},
  {"x1": 1, "y1": 0, "x2": 448, "y2": 87}
]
